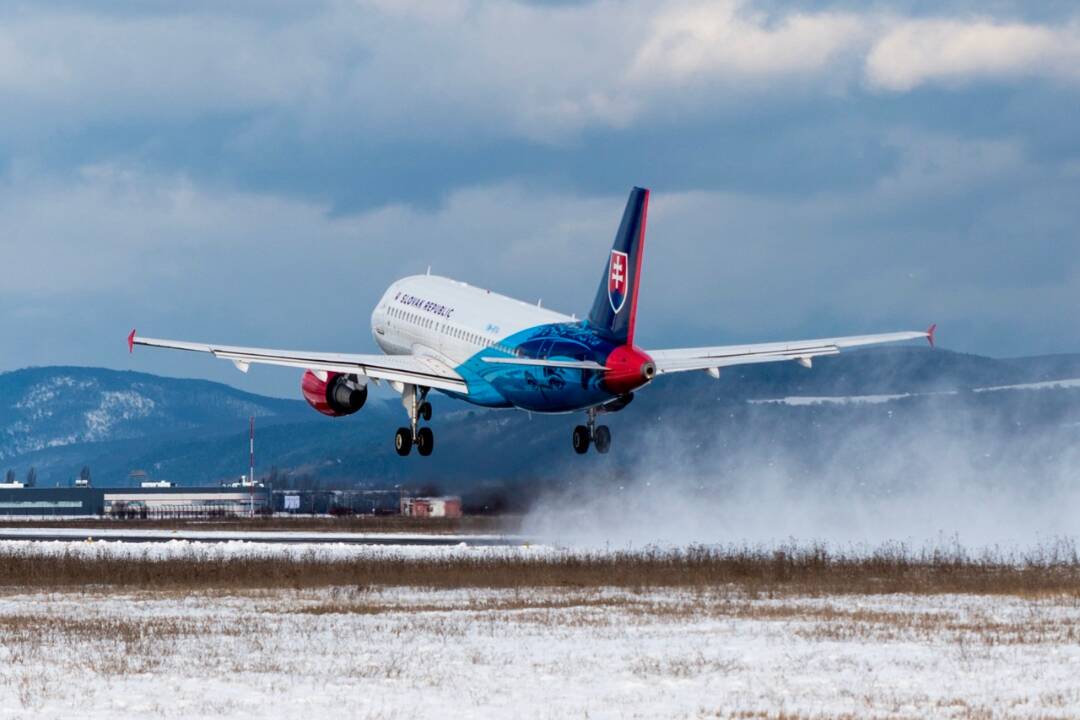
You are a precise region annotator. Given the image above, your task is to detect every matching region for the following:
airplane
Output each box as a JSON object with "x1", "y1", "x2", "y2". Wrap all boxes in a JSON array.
[{"x1": 129, "y1": 187, "x2": 934, "y2": 456}]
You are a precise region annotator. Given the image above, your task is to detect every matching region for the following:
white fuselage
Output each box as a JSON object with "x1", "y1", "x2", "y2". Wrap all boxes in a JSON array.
[{"x1": 370, "y1": 275, "x2": 572, "y2": 367}]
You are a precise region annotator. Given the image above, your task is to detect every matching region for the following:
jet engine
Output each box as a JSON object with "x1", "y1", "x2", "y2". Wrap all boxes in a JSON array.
[{"x1": 301, "y1": 370, "x2": 368, "y2": 417}]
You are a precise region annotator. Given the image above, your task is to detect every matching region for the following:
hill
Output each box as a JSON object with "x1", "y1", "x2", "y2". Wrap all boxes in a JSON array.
[{"x1": 2, "y1": 348, "x2": 1080, "y2": 505}]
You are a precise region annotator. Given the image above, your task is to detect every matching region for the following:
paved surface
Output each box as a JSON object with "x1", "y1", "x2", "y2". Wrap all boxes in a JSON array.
[{"x1": 0, "y1": 527, "x2": 530, "y2": 546}]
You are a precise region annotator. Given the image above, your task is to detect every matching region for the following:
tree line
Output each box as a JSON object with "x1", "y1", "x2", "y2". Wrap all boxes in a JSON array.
[{"x1": 1, "y1": 465, "x2": 91, "y2": 487}]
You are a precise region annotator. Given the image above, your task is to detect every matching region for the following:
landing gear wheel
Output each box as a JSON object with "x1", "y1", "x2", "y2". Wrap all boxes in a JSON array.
[
  {"x1": 419, "y1": 402, "x2": 432, "y2": 422},
  {"x1": 572, "y1": 425, "x2": 591, "y2": 454},
  {"x1": 416, "y1": 427, "x2": 434, "y2": 456},
  {"x1": 395, "y1": 427, "x2": 413, "y2": 456},
  {"x1": 593, "y1": 425, "x2": 611, "y2": 454}
]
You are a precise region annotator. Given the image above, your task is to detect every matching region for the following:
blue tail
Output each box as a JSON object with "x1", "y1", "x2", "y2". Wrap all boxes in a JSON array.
[{"x1": 587, "y1": 187, "x2": 649, "y2": 345}]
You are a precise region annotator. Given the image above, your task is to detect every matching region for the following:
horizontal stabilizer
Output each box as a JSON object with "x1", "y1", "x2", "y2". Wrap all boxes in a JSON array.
[{"x1": 481, "y1": 357, "x2": 607, "y2": 371}]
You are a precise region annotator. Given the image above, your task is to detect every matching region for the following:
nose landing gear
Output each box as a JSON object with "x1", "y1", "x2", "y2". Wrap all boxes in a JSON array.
[
  {"x1": 395, "y1": 384, "x2": 435, "y2": 457},
  {"x1": 572, "y1": 407, "x2": 611, "y2": 454}
]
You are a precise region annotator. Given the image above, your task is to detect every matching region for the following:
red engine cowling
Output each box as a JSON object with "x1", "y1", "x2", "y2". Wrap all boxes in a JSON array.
[
  {"x1": 602, "y1": 344, "x2": 656, "y2": 395},
  {"x1": 301, "y1": 371, "x2": 368, "y2": 417}
]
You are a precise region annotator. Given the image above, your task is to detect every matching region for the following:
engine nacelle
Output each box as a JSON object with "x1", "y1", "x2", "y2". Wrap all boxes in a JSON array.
[
  {"x1": 602, "y1": 345, "x2": 656, "y2": 396},
  {"x1": 301, "y1": 371, "x2": 368, "y2": 417}
]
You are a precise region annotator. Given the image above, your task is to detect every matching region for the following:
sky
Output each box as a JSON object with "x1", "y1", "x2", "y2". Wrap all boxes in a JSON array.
[{"x1": 1, "y1": 0, "x2": 1078, "y2": 397}]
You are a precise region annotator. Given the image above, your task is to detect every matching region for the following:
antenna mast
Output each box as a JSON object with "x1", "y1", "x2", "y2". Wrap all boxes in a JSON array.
[{"x1": 249, "y1": 416, "x2": 255, "y2": 517}]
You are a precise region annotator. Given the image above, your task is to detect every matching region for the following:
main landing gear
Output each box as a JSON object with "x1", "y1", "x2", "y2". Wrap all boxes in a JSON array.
[
  {"x1": 396, "y1": 384, "x2": 434, "y2": 457},
  {"x1": 573, "y1": 407, "x2": 612, "y2": 455}
]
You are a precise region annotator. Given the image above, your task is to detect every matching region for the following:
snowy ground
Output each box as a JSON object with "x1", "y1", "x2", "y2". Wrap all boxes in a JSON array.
[
  {"x1": 0, "y1": 538, "x2": 552, "y2": 561},
  {"x1": 0, "y1": 526, "x2": 521, "y2": 545},
  {"x1": 2, "y1": 579, "x2": 1080, "y2": 718}
]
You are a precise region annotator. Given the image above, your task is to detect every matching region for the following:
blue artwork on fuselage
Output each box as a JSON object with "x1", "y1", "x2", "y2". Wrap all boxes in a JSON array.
[{"x1": 447, "y1": 321, "x2": 621, "y2": 413}]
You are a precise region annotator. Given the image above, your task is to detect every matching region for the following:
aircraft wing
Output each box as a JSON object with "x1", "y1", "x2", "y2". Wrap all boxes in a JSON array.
[
  {"x1": 648, "y1": 325, "x2": 935, "y2": 375},
  {"x1": 129, "y1": 331, "x2": 468, "y2": 394}
]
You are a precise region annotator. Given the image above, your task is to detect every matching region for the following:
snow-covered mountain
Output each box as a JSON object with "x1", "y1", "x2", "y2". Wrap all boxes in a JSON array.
[
  {"x1": 0, "y1": 367, "x2": 310, "y2": 462},
  {"x1": 3, "y1": 348, "x2": 1080, "y2": 501}
]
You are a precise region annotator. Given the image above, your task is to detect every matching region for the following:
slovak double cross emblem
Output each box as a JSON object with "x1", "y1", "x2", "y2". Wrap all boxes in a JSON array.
[{"x1": 608, "y1": 249, "x2": 629, "y2": 313}]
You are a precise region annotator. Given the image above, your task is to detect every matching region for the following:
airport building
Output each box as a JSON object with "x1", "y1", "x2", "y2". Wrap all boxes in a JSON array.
[
  {"x1": 0, "y1": 487, "x2": 104, "y2": 517},
  {"x1": 400, "y1": 496, "x2": 463, "y2": 518},
  {"x1": 272, "y1": 489, "x2": 401, "y2": 515},
  {"x1": 0, "y1": 484, "x2": 459, "y2": 518},
  {"x1": 104, "y1": 486, "x2": 270, "y2": 518},
  {"x1": 0, "y1": 486, "x2": 270, "y2": 518}
]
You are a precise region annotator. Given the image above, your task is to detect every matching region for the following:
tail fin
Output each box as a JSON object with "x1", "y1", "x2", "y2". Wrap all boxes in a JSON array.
[{"x1": 587, "y1": 187, "x2": 649, "y2": 345}]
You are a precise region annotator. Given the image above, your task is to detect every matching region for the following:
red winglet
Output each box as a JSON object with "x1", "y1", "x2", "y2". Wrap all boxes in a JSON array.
[
  {"x1": 128, "y1": 329, "x2": 136, "y2": 354},
  {"x1": 926, "y1": 323, "x2": 936, "y2": 349}
]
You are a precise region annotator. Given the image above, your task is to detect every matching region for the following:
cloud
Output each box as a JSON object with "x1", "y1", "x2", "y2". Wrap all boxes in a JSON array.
[
  {"x1": 632, "y1": 1, "x2": 867, "y2": 84},
  {"x1": 0, "y1": 1, "x2": 643, "y2": 146},
  {"x1": 2, "y1": 1, "x2": 1076, "y2": 153},
  {"x1": 2, "y1": 1, "x2": 1080, "y2": 388},
  {"x1": 866, "y1": 19, "x2": 1080, "y2": 91}
]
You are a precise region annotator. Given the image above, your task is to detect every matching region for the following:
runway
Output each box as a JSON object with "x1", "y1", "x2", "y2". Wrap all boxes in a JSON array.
[{"x1": 0, "y1": 527, "x2": 530, "y2": 546}]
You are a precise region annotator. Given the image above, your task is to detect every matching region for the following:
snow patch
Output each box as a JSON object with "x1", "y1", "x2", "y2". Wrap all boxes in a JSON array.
[
  {"x1": 974, "y1": 377, "x2": 1080, "y2": 392},
  {"x1": 749, "y1": 378, "x2": 1080, "y2": 406},
  {"x1": 13, "y1": 376, "x2": 84, "y2": 420},
  {"x1": 0, "y1": 587, "x2": 1078, "y2": 718},
  {"x1": 749, "y1": 393, "x2": 918, "y2": 406},
  {"x1": 83, "y1": 390, "x2": 156, "y2": 441}
]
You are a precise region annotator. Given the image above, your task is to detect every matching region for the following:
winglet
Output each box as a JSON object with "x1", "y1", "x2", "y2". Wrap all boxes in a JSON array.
[
  {"x1": 926, "y1": 323, "x2": 936, "y2": 349},
  {"x1": 128, "y1": 329, "x2": 136, "y2": 354}
]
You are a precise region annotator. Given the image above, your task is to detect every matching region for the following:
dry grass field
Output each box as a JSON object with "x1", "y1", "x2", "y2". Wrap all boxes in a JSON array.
[{"x1": 1, "y1": 540, "x2": 1078, "y2": 596}]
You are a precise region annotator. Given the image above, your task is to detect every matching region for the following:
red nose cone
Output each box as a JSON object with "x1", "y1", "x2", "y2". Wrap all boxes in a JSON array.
[{"x1": 603, "y1": 345, "x2": 656, "y2": 395}]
